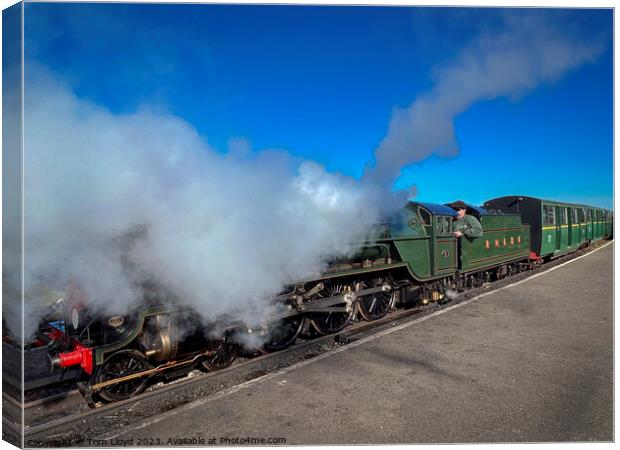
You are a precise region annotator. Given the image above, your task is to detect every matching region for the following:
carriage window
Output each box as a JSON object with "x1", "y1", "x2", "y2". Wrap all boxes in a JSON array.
[
  {"x1": 543, "y1": 205, "x2": 555, "y2": 225},
  {"x1": 572, "y1": 209, "x2": 578, "y2": 223},
  {"x1": 561, "y1": 209, "x2": 568, "y2": 225}
]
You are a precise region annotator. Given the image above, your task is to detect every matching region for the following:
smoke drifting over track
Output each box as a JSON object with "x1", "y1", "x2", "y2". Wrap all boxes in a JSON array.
[{"x1": 5, "y1": 12, "x2": 606, "y2": 340}]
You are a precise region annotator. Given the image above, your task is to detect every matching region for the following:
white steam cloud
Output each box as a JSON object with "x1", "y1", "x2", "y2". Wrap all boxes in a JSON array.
[
  {"x1": 364, "y1": 13, "x2": 606, "y2": 186},
  {"x1": 12, "y1": 68, "x2": 382, "y2": 339}
]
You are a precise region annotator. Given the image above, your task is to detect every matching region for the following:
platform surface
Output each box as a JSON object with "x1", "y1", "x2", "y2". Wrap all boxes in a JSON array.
[{"x1": 110, "y1": 242, "x2": 613, "y2": 444}]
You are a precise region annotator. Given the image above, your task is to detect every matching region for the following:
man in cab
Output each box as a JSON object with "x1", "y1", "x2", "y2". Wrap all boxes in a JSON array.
[{"x1": 448, "y1": 200, "x2": 483, "y2": 239}]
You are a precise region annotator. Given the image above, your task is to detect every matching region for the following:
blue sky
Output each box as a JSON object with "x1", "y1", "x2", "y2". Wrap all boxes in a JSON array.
[{"x1": 24, "y1": 4, "x2": 613, "y2": 208}]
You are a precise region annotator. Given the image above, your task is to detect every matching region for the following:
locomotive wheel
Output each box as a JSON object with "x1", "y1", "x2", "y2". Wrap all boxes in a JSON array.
[
  {"x1": 262, "y1": 315, "x2": 305, "y2": 352},
  {"x1": 95, "y1": 349, "x2": 153, "y2": 403},
  {"x1": 357, "y1": 278, "x2": 393, "y2": 321},
  {"x1": 310, "y1": 281, "x2": 355, "y2": 335},
  {"x1": 201, "y1": 336, "x2": 238, "y2": 371}
]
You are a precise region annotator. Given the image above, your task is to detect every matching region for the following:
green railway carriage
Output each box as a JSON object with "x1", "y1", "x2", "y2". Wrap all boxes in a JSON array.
[
  {"x1": 483, "y1": 196, "x2": 611, "y2": 259},
  {"x1": 586, "y1": 206, "x2": 613, "y2": 241},
  {"x1": 596, "y1": 208, "x2": 613, "y2": 240}
]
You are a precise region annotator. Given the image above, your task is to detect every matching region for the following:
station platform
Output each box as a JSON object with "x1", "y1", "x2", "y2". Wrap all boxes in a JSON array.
[{"x1": 109, "y1": 242, "x2": 613, "y2": 444}]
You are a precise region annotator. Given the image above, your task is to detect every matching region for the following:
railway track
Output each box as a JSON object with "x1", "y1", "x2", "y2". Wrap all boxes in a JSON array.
[{"x1": 4, "y1": 239, "x2": 611, "y2": 447}]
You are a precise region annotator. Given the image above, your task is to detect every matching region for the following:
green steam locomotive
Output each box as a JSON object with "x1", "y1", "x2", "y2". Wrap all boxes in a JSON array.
[{"x1": 30, "y1": 195, "x2": 611, "y2": 404}]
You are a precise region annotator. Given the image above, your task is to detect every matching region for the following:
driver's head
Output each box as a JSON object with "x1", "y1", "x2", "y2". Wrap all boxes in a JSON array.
[{"x1": 449, "y1": 200, "x2": 468, "y2": 218}]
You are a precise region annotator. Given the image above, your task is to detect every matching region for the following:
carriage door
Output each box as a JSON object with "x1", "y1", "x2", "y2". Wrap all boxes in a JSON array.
[
  {"x1": 576, "y1": 209, "x2": 582, "y2": 243},
  {"x1": 567, "y1": 207, "x2": 573, "y2": 247},
  {"x1": 554, "y1": 206, "x2": 562, "y2": 250},
  {"x1": 575, "y1": 209, "x2": 581, "y2": 244}
]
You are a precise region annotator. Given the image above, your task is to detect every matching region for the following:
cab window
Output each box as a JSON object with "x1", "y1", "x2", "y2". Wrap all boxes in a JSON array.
[
  {"x1": 387, "y1": 207, "x2": 424, "y2": 237},
  {"x1": 435, "y1": 216, "x2": 452, "y2": 236},
  {"x1": 443, "y1": 217, "x2": 452, "y2": 235},
  {"x1": 418, "y1": 208, "x2": 431, "y2": 226}
]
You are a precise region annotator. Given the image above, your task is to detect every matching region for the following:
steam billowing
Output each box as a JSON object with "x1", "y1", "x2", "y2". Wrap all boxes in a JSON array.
[
  {"x1": 12, "y1": 68, "x2": 384, "y2": 339},
  {"x1": 5, "y1": 12, "x2": 605, "y2": 341},
  {"x1": 364, "y1": 13, "x2": 605, "y2": 187}
]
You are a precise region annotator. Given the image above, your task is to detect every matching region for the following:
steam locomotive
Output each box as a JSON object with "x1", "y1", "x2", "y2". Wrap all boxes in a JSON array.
[{"x1": 16, "y1": 195, "x2": 613, "y2": 404}]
